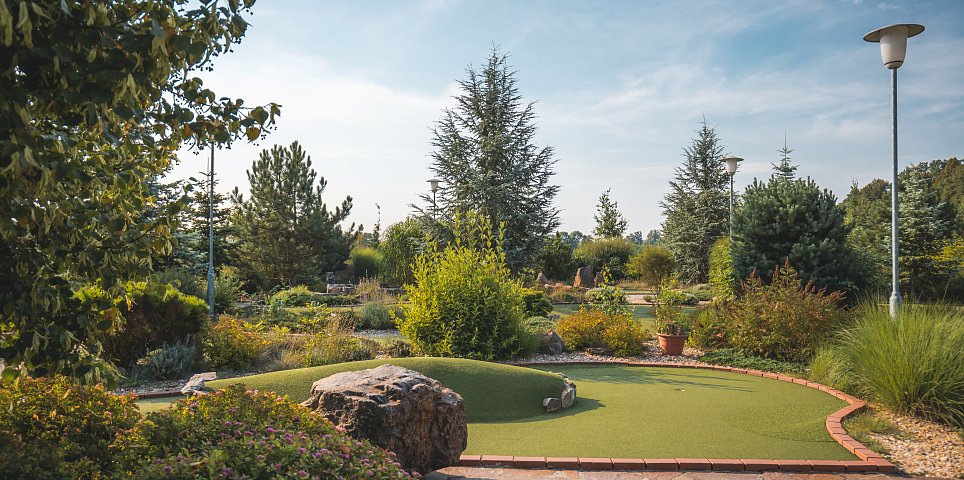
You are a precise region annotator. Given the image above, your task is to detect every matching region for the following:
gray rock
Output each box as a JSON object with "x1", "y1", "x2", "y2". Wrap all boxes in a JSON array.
[
  {"x1": 181, "y1": 371, "x2": 217, "y2": 396},
  {"x1": 543, "y1": 397, "x2": 562, "y2": 412},
  {"x1": 574, "y1": 266, "x2": 594, "y2": 289},
  {"x1": 300, "y1": 364, "x2": 466, "y2": 474},
  {"x1": 561, "y1": 385, "x2": 576, "y2": 408},
  {"x1": 536, "y1": 272, "x2": 551, "y2": 285},
  {"x1": 540, "y1": 330, "x2": 565, "y2": 355}
]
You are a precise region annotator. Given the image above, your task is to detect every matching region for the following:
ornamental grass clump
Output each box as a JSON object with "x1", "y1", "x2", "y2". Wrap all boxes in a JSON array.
[
  {"x1": 113, "y1": 385, "x2": 414, "y2": 478},
  {"x1": 809, "y1": 303, "x2": 964, "y2": 428}
]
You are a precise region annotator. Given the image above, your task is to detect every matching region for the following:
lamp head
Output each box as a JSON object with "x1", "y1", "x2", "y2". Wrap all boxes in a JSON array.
[
  {"x1": 427, "y1": 178, "x2": 441, "y2": 193},
  {"x1": 723, "y1": 157, "x2": 744, "y2": 176},
  {"x1": 863, "y1": 24, "x2": 924, "y2": 69}
]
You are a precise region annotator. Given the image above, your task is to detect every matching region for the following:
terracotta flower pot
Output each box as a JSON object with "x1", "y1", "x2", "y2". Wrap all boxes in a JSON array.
[{"x1": 657, "y1": 334, "x2": 687, "y2": 356}]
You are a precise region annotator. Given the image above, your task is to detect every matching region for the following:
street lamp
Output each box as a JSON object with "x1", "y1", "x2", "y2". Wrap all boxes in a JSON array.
[
  {"x1": 864, "y1": 23, "x2": 924, "y2": 318},
  {"x1": 427, "y1": 178, "x2": 440, "y2": 219},
  {"x1": 723, "y1": 157, "x2": 743, "y2": 238}
]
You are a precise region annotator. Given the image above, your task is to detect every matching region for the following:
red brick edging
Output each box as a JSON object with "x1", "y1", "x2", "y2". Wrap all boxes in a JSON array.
[{"x1": 454, "y1": 361, "x2": 897, "y2": 474}]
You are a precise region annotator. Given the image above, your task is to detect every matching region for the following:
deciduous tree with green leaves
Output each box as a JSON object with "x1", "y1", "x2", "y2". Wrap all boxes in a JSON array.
[
  {"x1": 425, "y1": 48, "x2": 560, "y2": 272},
  {"x1": 660, "y1": 119, "x2": 729, "y2": 284},
  {"x1": 232, "y1": 141, "x2": 354, "y2": 289},
  {"x1": 0, "y1": 0, "x2": 279, "y2": 382}
]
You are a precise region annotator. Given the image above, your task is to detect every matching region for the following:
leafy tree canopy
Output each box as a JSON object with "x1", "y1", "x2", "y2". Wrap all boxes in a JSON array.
[
  {"x1": 593, "y1": 188, "x2": 628, "y2": 238},
  {"x1": 0, "y1": 0, "x2": 278, "y2": 382}
]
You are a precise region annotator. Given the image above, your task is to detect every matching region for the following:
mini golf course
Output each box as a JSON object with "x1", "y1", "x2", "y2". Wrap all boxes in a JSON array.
[{"x1": 136, "y1": 358, "x2": 854, "y2": 461}]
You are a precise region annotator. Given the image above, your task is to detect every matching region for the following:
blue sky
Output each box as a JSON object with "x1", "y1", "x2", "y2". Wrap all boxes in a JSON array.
[{"x1": 165, "y1": 0, "x2": 964, "y2": 236}]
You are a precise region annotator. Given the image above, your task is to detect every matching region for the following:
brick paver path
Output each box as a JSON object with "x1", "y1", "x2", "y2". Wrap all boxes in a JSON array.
[{"x1": 425, "y1": 467, "x2": 908, "y2": 480}]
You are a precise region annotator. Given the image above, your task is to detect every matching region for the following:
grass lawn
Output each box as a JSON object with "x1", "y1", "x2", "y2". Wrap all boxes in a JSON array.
[{"x1": 136, "y1": 360, "x2": 853, "y2": 460}]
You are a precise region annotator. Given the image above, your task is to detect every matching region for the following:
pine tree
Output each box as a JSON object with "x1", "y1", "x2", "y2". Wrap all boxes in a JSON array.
[
  {"x1": 426, "y1": 49, "x2": 560, "y2": 272},
  {"x1": 660, "y1": 119, "x2": 729, "y2": 283},
  {"x1": 593, "y1": 188, "x2": 628, "y2": 238},
  {"x1": 732, "y1": 177, "x2": 860, "y2": 293},
  {"x1": 772, "y1": 135, "x2": 798, "y2": 180},
  {"x1": 232, "y1": 141, "x2": 354, "y2": 288}
]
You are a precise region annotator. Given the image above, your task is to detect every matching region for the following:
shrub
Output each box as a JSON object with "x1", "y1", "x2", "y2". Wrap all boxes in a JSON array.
[
  {"x1": 213, "y1": 265, "x2": 244, "y2": 313},
  {"x1": 200, "y1": 316, "x2": 270, "y2": 369},
  {"x1": 584, "y1": 273, "x2": 631, "y2": 316},
  {"x1": 270, "y1": 285, "x2": 321, "y2": 307},
  {"x1": 700, "y1": 348, "x2": 805, "y2": 374},
  {"x1": 556, "y1": 310, "x2": 619, "y2": 350},
  {"x1": 349, "y1": 246, "x2": 385, "y2": 280},
  {"x1": 398, "y1": 237, "x2": 529, "y2": 360},
  {"x1": 809, "y1": 303, "x2": 964, "y2": 428},
  {"x1": 356, "y1": 276, "x2": 394, "y2": 303},
  {"x1": 102, "y1": 281, "x2": 208, "y2": 367},
  {"x1": 358, "y1": 302, "x2": 395, "y2": 330},
  {"x1": 601, "y1": 320, "x2": 650, "y2": 357},
  {"x1": 383, "y1": 338, "x2": 413, "y2": 358},
  {"x1": 721, "y1": 261, "x2": 847, "y2": 362},
  {"x1": 708, "y1": 237, "x2": 736, "y2": 301},
  {"x1": 522, "y1": 289, "x2": 553, "y2": 318},
  {"x1": 687, "y1": 304, "x2": 728, "y2": 350},
  {"x1": 112, "y1": 385, "x2": 412, "y2": 479},
  {"x1": 652, "y1": 277, "x2": 693, "y2": 336},
  {"x1": 134, "y1": 339, "x2": 196, "y2": 381},
  {"x1": 573, "y1": 237, "x2": 637, "y2": 279},
  {"x1": 626, "y1": 245, "x2": 675, "y2": 293},
  {"x1": 540, "y1": 234, "x2": 577, "y2": 281},
  {"x1": 0, "y1": 376, "x2": 140, "y2": 480},
  {"x1": 300, "y1": 316, "x2": 377, "y2": 366},
  {"x1": 546, "y1": 286, "x2": 586, "y2": 304},
  {"x1": 380, "y1": 218, "x2": 425, "y2": 287},
  {"x1": 261, "y1": 301, "x2": 331, "y2": 332}
]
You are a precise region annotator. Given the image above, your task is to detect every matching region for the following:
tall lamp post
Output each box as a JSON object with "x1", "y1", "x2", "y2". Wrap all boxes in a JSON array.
[
  {"x1": 427, "y1": 178, "x2": 440, "y2": 220},
  {"x1": 864, "y1": 23, "x2": 924, "y2": 318},
  {"x1": 206, "y1": 145, "x2": 215, "y2": 317},
  {"x1": 723, "y1": 157, "x2": 743, "y2": 238}
]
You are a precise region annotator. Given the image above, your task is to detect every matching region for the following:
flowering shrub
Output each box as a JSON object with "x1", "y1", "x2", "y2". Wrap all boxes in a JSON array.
[
  {"x1": 600, "y1": 320, "x2": 650, "y2": 356},
  {"x1": 0, "y1": 376, "x2": 140, "y2": 480},
  {"x1": 113, "y1": 385, "x2": 414, "y2": 478},
  {"x1": 557, "y1": 310, "x2": 649, "y2": 355}
]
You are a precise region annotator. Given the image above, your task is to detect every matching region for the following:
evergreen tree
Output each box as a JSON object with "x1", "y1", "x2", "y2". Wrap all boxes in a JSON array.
[
  {"x1": 540, "y1": 234, "x2": 577, "y2": 281},
  {"x1": 232, "y1": 141, "x2": 354, "y2": 288},
  {"x1": 772, "y1": 136, "x2": 798, "y2": 180},
  {"x1": 898, "y1": 163, "x2": 956, "y2": 298},
  {"x1": 841, "y1": 179, "x2": 891, "y2": 293},
  {"x1": 183, "y1": 177, "x2": 238, "y2": 273},
  {"x1": 732, "y1": 177, "x2": 860, "y2": 294},
  {"x1": 593, "y1": 188, "x2": 628, "y2": 238},
  {"x1": 626, "y1": 231, "x2": 646, "y2": 246},
  {"x1": 426, "y1": 49, "x2": 560, "y2": 272},
  {"x1": 660, "y1": 119, "x2": 729, "y2": 283}
]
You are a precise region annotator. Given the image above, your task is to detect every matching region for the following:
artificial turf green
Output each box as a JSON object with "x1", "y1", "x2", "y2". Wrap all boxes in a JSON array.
[
  {"x1": 206, "y1": 358, "x2": 563, "y2": 422},
  {"x1": 136, "y1": 360, "x2": 855, "y2": 460},
  {"x1": 466, "y1": 365, "x2": 855, "y2": 460}
]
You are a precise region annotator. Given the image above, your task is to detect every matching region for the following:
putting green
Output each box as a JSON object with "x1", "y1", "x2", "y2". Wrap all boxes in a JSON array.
[
  {"x1": 135, "y1": 360, "x2": 855, "y2": 460},
  {"x1": 466, "y1": 365, "x2": 854, "y2": 460}
]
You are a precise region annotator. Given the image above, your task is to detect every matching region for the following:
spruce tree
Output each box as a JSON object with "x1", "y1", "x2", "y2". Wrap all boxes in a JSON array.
[
  {"x1": 426, "y1": 49, "x2": 560, "y2": 272},
  {"x1": 660, "y1": 119, "x2": 729, "y2": 283},
  {"x1": 898, "y1": 163, "x2": 956, "y2": 298},
  {"x1": 183, "y1": 177, "x2": 238, "y2": 273},
  {"x1": 593, "y1": 188, "x2": 629, "y2": 238},
  {"x1": 772, "y1": 136, "x2": 798, "y2": 180},
  {"x1": 232, "y1": 141, "x2": 354, "y2": 288}
]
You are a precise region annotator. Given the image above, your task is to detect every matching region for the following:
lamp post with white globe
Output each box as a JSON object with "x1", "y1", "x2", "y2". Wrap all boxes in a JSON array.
[
  {"x1": 427, "y1": 178, "x2": 441, "y2": 220},
  {"x1": 864, "y1": 23, "x2": 924, "y2": 318},
  {"x1": 723, "y1": 157, "x2": 743, "y2": 238}
]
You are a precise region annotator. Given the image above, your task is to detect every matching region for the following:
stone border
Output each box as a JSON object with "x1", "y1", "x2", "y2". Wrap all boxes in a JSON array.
[{"x1": 455, "y1": 361, "x2": 897, "y2": 474}]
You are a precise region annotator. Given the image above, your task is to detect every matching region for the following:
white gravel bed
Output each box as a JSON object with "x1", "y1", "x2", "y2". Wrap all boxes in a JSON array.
[{"x1": 869, "y1": 410, "x2": 964, "y2": 478}]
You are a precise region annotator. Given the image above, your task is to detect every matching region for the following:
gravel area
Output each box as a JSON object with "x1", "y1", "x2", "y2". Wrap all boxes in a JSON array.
[
  {"x1": 868, "y1": 410, "x2": 964, "y2": 478},
  {"x1": 507, "y1": 340, "x2": 706, "y2": 366}
]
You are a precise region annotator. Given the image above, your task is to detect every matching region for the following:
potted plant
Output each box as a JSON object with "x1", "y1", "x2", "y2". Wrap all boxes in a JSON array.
[{"x1": 653, "y1": 277, "x2": 691, "y2": 356}]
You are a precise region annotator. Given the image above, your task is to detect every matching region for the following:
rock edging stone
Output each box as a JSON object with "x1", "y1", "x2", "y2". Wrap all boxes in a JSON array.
[{"x1": 542, "y1": 372, "x2": 576, "y2": 413}]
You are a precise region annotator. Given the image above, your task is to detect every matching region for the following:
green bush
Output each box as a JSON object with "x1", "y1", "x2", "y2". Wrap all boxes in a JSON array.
[
  {"x1": 626, "y1": 245, "x2": 675, "y2": 292},
  {"x1": 708, "y1": 237, "x2": 736, "y2": 301},
  {"x1": 809, "y1": 303, "x2": 964, "y2": 428},
  {"x1": 540, "y1": 234, "x2": 577, "y2": 281},
  {"x1": 700, "y1": 348, "x2": 805, "y2": 374},
  {"x1": 270, "y1": 285, "x2": 321, "y2": 307},
  {"x1": 200, "y1": 316, "x2": 270, "y2": 369},
  {"x1": 379, "y1": 218, "x2": 425, "y2": 287},
  {"x1": 383, "y1": 338, "x2": 413, "y2": 358},
  {"x1": 0, "y1": 376, "x2": 140, "y2": 480},
  {"x1": 522, "y1": 289, "x2": 553, "y2": 318},
  {"x1": 358, "y1": 302, "x2": 395, "y2": 330},
  {"x1": 600, "y1": 320, "x2": 650, "y2": 356},
  {"x1": 134, "y1": 339, "x2": 196, "y2": 381},
  {"x1": 688, "y1": 304, "x2": 727, "y2": 350},
  {"x1": 260, "y1": 301, "x2": 330, "y2": 332},
  {"x1": 398, "y1": 240, "x2": 530, "y2": 360},
  {"x1": 555, "y1": 310, "x2": 619, "y2": 350},
  {"x1": 585, "y1": 273, "x2": 631, "y2": 316},
  {"x1": 101, "y1": 281, "x2": 208, "y2": 367},
  {"x1": 349, "y1": 246, "x2": 385, "y2": 280},
  {"x1": 213, "y1": 265, "x2": 243, "y2": 313},
  {"x1": 720, "y1": 262, "x2": 847, "y2": 362},
  {"x1": 112, "y1": 385, "x2": 411, "y2": 478},
  {"x1": 573, "y1": 237, "x2": 637, "y2": 280}
]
